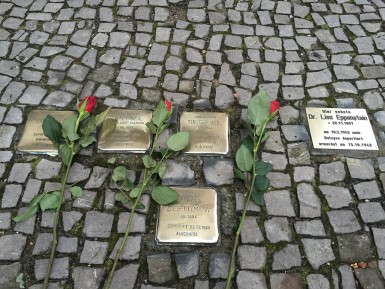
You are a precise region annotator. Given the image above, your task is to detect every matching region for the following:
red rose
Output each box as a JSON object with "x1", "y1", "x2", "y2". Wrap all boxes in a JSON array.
[
  {"x1": 164, "y1": 100, "x2": 172, "y2": 112},
  {"x1": 78, "y1": 96, "x2": 97, "y2": 113},
  {"x1": 269, "y1": 100, "x2": 280, "y2": 115}
]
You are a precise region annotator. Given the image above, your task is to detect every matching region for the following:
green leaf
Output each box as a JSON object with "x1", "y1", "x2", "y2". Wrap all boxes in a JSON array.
[
  {"x1": 62, "y1": 114, "x2": 77, "y2": 139},
  {"x1": 136, "y1": 202, "x2": 145, "y2": 210},
  {"x1": 142, "y1": 155, "x2": 156, "y2": 168},
  {"x1": 151, "y1": 186, "x2": 179, "y2": 205},
  {"x1": 255, "y1": 161, "x2": 273, "y2": 175},
  {"x1": 67, "y1": 132, "x2": 80, "y2": 142},
  {"x1": 247, "y1": 90, "x2": 271, "y2": 126},
  {"x1": 108, "y1": 157, "x2": 116, "y2": 164},
  {"x1": 260, "y1": 132, "x2": 269, "y2": 143},
  {"x1": 129, "y1": 187, "x2": 141, "y2": 198},
  {"x1": 95, "y1": 107, "x2": 112, "y2": 127},
  {"x1": 242, "y1": 135, "x2": 254, "y2": 152},
  {"x1": 79, "y1": 135, "x2": 97, "y2": 148},
  {"x1": 159, "y1": 123, "x2": 171, "y2": 134},
  {"x1": 254, "y1": 175, "x2": 270, "y2": 191},
  {"x1": 167, "y1": 131, "x2": 190, "y2": 151},
  {"x1": 40, "y1": 191, "x2": 61, "y2": 211},
  {"x1": 16, "y1": 273, "x2": 25, "y2": 289},
  {"x1": 234, "y1": 168, "x2": 246, "y2": 180},
  {"x1": 42, "y1": 115, "x2": 64, "y2": 145},
  {"x1": 152, "y1": 101, "x2": 169, "y2": 127},
  {"x1": 115, "y1": 192, "x2": 129, "y2": 204},
  {"x1": 70, "y1": 186, "x2": 83, "y2": 198},
  {"x1": 236, "y1": 144, "x2": 253, "y2": 172},
  {"x1": 58, "y1": 143, "x2": 72, "y2": 166},
  {"x1": 112, "y1": 166, "x2": 127, "y2": 182},
  {"x1": 29, "y1": 192, "x2": 47, "y2": 208},
  {"x1": 120, "y1": 178, "x2": 134, "y2": 191},
  {"x1": 158, "y1": 162, "x2": 167, "y2": 178},
  {"x1": 241, "y1": 119, "x2": 254, "y2": 133},
  {"x1": 13, "y1": 205, "x2": 38, "y2": 223},
  {"x1": 80, "y1": 116, "x2": 96, "y2": 136},
  {"x1": 251, "y1": 189, "x2": 264, "y2": 205},
  {"x1": 146, "y1": 122, "x2": 157, "y2": 134},
  {"x1": 148, "y1": 176, "x2": 160, "y2": 187}
]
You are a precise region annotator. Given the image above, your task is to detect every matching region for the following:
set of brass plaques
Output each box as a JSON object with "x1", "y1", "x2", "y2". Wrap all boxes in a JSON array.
[
  {"x1": 18, "y1": 110, "x2": 222, "y2": 244},
  {"x1": 306, "y1": 107, "x2": 378, "y2": 150},
  {"x1": 156, "y1": 187, "x2": 219, "y2": 244},
  {"x1": 19, "y1": 109, "x2": 229, "y2": 155}
]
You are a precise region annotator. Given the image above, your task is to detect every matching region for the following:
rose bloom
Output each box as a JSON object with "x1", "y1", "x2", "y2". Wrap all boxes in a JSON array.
[
  {"x1": 164, "y1": 100, "x2": 172, "y2": 112},
  {"x1": 269, "y1": 100, "x2": 280, "y2": 115},
  {"x1": 78, "y1": 96, "x2": 97, "y2": 113}
]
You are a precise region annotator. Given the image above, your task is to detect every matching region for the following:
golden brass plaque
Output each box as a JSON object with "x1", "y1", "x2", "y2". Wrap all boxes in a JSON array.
[
  {"x1": 306, "y1": 107, "x2": 378, "y2": 150},
  {"x1": 180, "y1": 112, "x2": 229, "y2": 155},
  {"x1": 18, "y1": 110, "x2": 75, "y2": 155},
  {"x1": 156, "y1": 187, "x2": 219, "y2": 244},
  {"x1": 98, "y1": 109, "x2": 152, "y2": 152}
]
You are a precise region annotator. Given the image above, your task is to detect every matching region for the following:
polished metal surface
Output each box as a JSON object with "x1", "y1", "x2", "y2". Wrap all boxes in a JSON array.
[
  {"x1": 156, "y1": 187, "x2": 219, "y2": 244},
  {"x1": 179, "y1": 112, "x2": 229, "y2": 155},
  {"x1": 18, "y1": 110, "x2": 75, "y2": 155},
  {"x1": 98, "y1": 109, "x2": 152, "y2": 152}
]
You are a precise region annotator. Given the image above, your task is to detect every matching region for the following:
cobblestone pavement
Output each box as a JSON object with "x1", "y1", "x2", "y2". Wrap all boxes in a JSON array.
[{"x1": 1, "y1": 0, "x2": 385, "y2": 288}]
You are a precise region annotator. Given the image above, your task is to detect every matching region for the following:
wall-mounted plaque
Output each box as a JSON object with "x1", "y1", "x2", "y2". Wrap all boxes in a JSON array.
[
  {"x1": 156, "y1": 187, "x2": 219, "y2": 244},
  {"x1": 18, "y1": 110, "x2": 75, "y2": 155},
  {"x1": 306, "y1": 107, "x2": 378, "y2": 150},
  {"x1": 98, "y1": 109, "x2": 152, "y2": 152},
  {"x1": 179, "y1": 112, "x2": 229, "y2": 155}
]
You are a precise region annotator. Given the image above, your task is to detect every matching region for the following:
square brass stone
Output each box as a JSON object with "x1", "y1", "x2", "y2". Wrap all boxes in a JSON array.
[
  {"x1": 179, "y1": 112, "x2": 229, "y2": 155},
  {"x1": 98, "y1": 109, "x2": 152, "y2": 152},
  {"x1": 306, "y1": 107, "x2": 378, "y2": 150},
  {"x1": 156, "y1": 187, "x2": 219, "y2": 244},
  {"x1": 18, "y1": 110, "x2": 75, "y2": 155}
]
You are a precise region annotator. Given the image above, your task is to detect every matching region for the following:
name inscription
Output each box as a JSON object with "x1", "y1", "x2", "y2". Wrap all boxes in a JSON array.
[
  {"x1": 179, "y1": 112, "x2": 229, "y2": 155},
  {"x1": 156, "y1": 187, "x2": 219, "y2": 244},
  {"x1": 306, "y1": 107, "x2": 378, "y2": 150},
  {"x1": 18, "y1": 110, "x2": 75, "y2": 154},
  {"x1": 98, "y1": 109, "x2": 152, "y2": 152}
]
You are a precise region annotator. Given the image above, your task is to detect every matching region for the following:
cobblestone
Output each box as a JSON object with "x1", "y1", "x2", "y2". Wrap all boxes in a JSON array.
[{"x1": 1, "y1": 0, "x2": 385, "y2": 287}]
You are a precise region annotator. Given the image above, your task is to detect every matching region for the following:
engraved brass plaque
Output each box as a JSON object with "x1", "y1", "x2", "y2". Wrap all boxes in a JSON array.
[
  {"x1": 306, "y1": 107, "x2": 378, "y2": 150},
  {"x1": 180, "y1": 112, "x2": 229, "y2": 155},
  {"x1": 18, "y1": 110, "x2": 75, "y2": 155},
  {"x1": 156, "y1": 187, "x2": 219, "y2": 244},
  {"x1": 98, "y1": 109, "x2": 152, "y2": 152}
]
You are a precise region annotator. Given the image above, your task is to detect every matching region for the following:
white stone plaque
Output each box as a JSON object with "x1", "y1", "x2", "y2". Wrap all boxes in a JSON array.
[{"x1": 306, "y1": 107, "x2": 378, "y2": 150}]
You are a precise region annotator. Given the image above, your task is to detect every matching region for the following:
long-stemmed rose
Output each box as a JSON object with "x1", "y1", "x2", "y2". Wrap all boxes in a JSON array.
[
  {"x1": 225, "y1": 91, "x2": 279, "y2": 288},
  {"x1": 104, "y1": 100, "x2": 189, "y2": 289},
  {"x1": 13, "y1": 96, "x2": 110, "y2": 289}
]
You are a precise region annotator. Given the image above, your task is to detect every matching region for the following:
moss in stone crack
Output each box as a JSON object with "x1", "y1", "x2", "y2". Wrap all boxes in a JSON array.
[
  {"x1": 105, "y1": 258, "x2": 114, "y2": 272},
  {"x1": 30, "y1": 158, "x2": 41, "y2": 170},
  {"x1": 321, "y1": 202, "x2": 329, "y2": 214},
  {"x1": 108, "y1": 232, "x2": 120, "y2": 253},
  {"x1": 70, "y1": 222, "x2": 83, "y2": 238}
]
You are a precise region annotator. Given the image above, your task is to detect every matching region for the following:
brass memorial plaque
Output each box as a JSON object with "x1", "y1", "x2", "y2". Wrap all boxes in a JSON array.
[
  {"x1": 306, "y1": 107, "x2": 378, "y2": 150},
  {"x1": 98, "y1": 109, "x2": 152, "y2": 152},
  {"x1": 179, "y1": 112, "x2": 229, "y2": 155},
  {"x1": 18, "y1": 110, "x2": 75, "y2": 155},
  {"x1": 156, "y1": 187, "x2": 219, "y2": 244}
]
